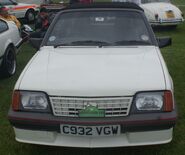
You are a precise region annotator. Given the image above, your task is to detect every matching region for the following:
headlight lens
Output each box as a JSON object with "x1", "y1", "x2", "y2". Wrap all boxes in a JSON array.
[
  {"x1": 20, "y1": 91, "x2": 49, "y2": 111},
  {"x1": 135, "y1": 92, "x2": 163, "y2": 111}
]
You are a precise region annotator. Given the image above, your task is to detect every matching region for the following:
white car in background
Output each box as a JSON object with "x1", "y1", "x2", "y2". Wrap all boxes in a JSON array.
[
  {"x1": 139, "y1": 0, "x2": 184, "y2": 26},
  {"x1": 17, "y1": 0, "x2": 52, "y2": 5},
  {"x1": 0, "y1": 19, "x2": 22, "y2": 77},
  {"x1": 0, "y1": 0, "x2": 39, "y2": 22},
  {"x1": 112, "y1": 0, "x2": 184, "y2": 26}
]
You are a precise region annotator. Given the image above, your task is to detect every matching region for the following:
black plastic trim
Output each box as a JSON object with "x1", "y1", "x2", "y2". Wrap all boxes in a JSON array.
[
  {"x1": 8, "y1": 107, "x2": 177, "y2": 133},
  {"x1": 41, "y1": 3, "x2": 158, "y2": 47},
  {"x1": 63, "y1": 2, "x2": 144, "y2": 11}
]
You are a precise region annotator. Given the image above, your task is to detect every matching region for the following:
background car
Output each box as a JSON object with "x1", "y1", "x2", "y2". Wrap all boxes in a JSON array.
[
  {"x1": 0, "y1": 19, "x2": 22, "y2": 77},
  {"x1": 17, "y1": 0, "x2": 52, "y2": 5},
  {"x1": 0, "y1": 0, "x2": 39, "y2": 23},
  {"x1": 112, "y1": 0, "x2": 184, "y2": 26},
  {"x1": 140, "y1": 0, "x2": 184, "y2": 26}
]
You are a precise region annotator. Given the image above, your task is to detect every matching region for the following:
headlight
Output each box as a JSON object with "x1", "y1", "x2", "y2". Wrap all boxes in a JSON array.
[
  {"x1": 12, "y1": 90, "x2": 50, "y2": 112},
  {"x1": 135, "y1": 92, "x2": 163, "y2": 111},
  {"x1": 133, "y1": 91, "x2": 173, "y2": 113}
]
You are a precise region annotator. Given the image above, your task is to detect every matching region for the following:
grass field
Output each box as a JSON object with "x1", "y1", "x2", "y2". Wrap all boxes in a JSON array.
[{"x1": 0, "y1": 2, "x2": 185, "y2": 155}]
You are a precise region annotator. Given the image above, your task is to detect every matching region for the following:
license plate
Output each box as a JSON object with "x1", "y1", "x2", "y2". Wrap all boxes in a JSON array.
[
  {"x1": 166, "y1": 12, "x2": 175, "y2": 18},
  {"x1": 60, "y1": 125, "x2": 121, "y2": 136}
]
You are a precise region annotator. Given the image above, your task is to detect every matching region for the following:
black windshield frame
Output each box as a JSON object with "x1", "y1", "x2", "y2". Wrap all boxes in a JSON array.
[{"x1": 42, "y1": 8, "x2": 158, "y2": 47}]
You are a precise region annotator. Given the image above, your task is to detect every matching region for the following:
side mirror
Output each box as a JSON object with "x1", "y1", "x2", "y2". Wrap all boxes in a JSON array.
[
  {"x1": 29, "y1": 38, "x2": 43, "y2": 50},
  {"x1": 157, "y1": 37, "x2": 172, "y2": 48},
  {"x1": 22, "y1": 24, "x2": 33, "y2": 32}
]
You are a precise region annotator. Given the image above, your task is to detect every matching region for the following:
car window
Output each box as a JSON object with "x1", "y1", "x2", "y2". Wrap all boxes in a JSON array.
[
  {"x1": 0, "y1": 0, "x2": 14, "y2": 5},
  {"x1": 46, "y1": 10, "x2": 152, "y2": 47},
  {"x1": 141, "y1": 0, "x2": 170, "y2": 4},
  {"x1": 0, "y1": 20, "x2": 8, "y2": 33}
]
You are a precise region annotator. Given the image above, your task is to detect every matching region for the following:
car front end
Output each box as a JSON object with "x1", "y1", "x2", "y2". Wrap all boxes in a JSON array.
[
  {"x1": 8, "y1": 3, "x2": 177, "y2": 148},
  {"x1": 8, "y1": 46, "x2": 177, "y2": 148}
]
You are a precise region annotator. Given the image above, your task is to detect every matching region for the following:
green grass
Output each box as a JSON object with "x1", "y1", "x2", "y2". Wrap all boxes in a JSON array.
[
  {"x1": 171, "y1": 0, "x2": 185, "y2": 5},
  {"x1": 1, "y1": 4, "x2": 185, "y2": 155}
]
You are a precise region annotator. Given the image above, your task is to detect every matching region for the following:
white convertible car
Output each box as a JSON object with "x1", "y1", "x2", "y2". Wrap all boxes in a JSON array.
[
  {"x1": 140, "y1": 0, "x2": 184, "y2": 26},
  {"x1": 0, "y1": 0, "x2": 39, "y2": 22},
  {"x1": 0, "y1": 19, "x2": 22, "y2": 77},
  {"x1": 8, "y1": 3, "x2": 177, "y2": 148}
]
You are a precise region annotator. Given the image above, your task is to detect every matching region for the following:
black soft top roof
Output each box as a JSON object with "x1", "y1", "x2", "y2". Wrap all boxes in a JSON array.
[{"x1": 63, "y1": 2, "x2": 143, "y2": 12}]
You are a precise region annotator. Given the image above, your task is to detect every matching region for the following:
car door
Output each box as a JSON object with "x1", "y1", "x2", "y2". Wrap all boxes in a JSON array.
[{"x1": 0, "y1": 20, "x2": 9, "y2": 58}]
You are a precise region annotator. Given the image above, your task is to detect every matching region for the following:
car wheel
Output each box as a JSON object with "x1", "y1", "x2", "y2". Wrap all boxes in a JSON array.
[
  {"x1": 25, "y1": 9, "x2": 35, "y2": 23},
  {"x1": 0, "y1": 46, "x2": 16, "y2": 78}
]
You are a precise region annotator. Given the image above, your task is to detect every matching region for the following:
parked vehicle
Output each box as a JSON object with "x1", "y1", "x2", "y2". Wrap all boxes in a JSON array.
[
  {"x1": 0, "y1": 19, "x2": 22, "y2": 77},
  {"x1": 0, "y1": 0, "x2": 39, "y2": 22},
  {"x1": 17, "y1": 0, "x2": 52, "y2": 5},
  {"x1": 112, "y1": 0, "x2": 184, "y2": 26},
  {"x1": 8, "y1": 2, "x2": 177, "y2": 148},
  {"x1": 139, "y1": 0, "x2": 184, "y2": 26}
]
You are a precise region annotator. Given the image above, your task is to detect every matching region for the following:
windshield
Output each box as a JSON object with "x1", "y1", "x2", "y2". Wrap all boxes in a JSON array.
[
  {"x1": 141, "y1": 0, "x2": 170, "y2": 4},
  {"x1": 46, "y1": 10, "x2": 152, "y2": 47}
]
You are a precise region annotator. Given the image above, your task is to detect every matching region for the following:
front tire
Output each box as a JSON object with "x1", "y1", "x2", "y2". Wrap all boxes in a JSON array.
[{"x1": 0, "y1": 46, "x2": 16, "y2": 78}]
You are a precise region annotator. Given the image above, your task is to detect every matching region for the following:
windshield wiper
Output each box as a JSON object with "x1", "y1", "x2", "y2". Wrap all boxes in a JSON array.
[
  {"x1": 54, "y1": 40, "x2": 111, "y2": 48},
  {"x1": 113, "y1": 40, "x2": 151, "y2": 46},
  {"x1": 53, "y1": 43, "x2": 71, "y2": 48},
  {"x1": 70, "y1": 40, "x2": 111, "y2": 46},
  {"x1": 54, "y1": 40, "x2": 151, "y2": 48}
]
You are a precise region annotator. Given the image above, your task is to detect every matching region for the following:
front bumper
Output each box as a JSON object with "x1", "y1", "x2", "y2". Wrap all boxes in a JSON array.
[
  {"x1": 150, "y1": 18, "x2": 184, "y2": 26},
  {"x1": 8, "y1": 108, "x2": 177, "y2": 148},
  {"x1": 14, "y1": 127, "x2": 173, "y2": 148}
]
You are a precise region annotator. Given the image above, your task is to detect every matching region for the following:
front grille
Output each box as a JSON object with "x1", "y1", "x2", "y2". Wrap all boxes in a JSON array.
[{"x1": 50, "y1": 97, "x2": 133, "y2": 117}]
